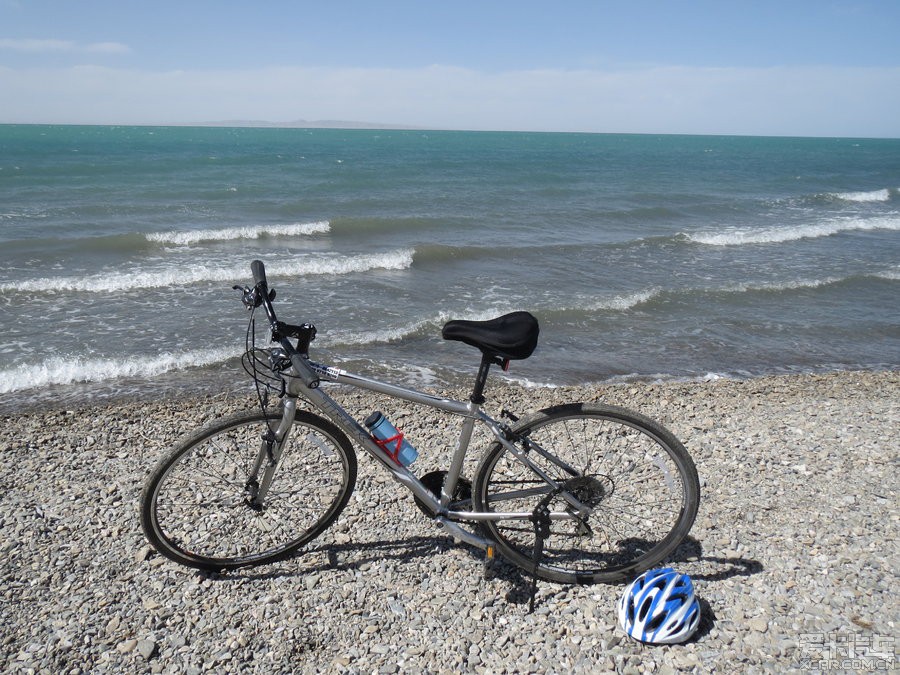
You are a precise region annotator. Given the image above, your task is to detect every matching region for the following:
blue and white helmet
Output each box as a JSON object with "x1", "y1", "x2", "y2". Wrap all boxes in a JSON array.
[{"x1": 618, "y1": 568, "x2": 701, "y2": 644}]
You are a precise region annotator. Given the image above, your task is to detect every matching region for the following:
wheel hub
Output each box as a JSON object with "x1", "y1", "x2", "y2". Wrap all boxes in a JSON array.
[{"x1": 564, "y1": 474, "x2": 613, "y2": 508}]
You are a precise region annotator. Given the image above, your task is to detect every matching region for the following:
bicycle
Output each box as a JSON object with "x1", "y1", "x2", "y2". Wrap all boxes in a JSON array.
[{"x1": 140, "y1": 260, "x2": 700, "y2": 592}]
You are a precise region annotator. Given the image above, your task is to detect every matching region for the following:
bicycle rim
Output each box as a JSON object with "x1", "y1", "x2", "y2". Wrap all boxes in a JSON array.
[
  {"x1": 474, "y1": 403, "x2": 699, "y2": 584},
  {"x1": 141, "y1": 410, "x2": 356, "y2": 570}
]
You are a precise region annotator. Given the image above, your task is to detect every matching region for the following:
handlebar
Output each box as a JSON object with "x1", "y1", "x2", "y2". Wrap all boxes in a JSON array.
[
  {"x1": 251, "y1": 259, "x2": 268, "y2": 291},
  {"x1": 244, "y1": 259, "x2": 320, "y2": 389}
]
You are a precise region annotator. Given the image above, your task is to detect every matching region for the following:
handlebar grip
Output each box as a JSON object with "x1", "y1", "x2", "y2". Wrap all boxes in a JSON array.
[{"x1": 251, "y1": 260, "x2": 268, "y2": 289}]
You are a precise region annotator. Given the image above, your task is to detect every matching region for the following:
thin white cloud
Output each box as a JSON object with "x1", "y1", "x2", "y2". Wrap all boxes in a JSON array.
[
  {"x1": 0, "y1": 38, "x2": 130, "y2": 54},
  {"x1": 0, "y1": 38, "x2": 75, "y2": 52},
  {"x1": 83, "y1": 42, "x2": 131, "y2": 55},
  {"x1": 0, "y1": 63, "x2": 897, "y2": 137}
]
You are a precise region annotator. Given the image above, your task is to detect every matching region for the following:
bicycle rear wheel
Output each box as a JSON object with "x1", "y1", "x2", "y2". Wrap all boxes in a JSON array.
[
  {"x1": 140, "y1": 409, "x2": 356, "y2": 571},
  {"x1": 473, "y1": 403, "x2": 699, "y2": 584}
]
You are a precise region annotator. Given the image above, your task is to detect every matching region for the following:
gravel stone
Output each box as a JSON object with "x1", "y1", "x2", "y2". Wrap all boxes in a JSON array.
[
  {"x1": 749, "y1": 618, "x2": 769, "y2": 633},
  {"x1": 136, "y1": 639, "x2": 156, "y2": 660}
]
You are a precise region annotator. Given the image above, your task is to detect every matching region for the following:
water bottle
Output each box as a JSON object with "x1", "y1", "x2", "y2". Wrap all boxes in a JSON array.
[{"x1": 364, "y1": 411, "x2": 418, "y2": 467}]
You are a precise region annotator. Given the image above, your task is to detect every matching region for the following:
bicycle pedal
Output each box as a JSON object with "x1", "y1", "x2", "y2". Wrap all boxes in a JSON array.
[{"x1": 483, "y1": 545, "x2": 497, "y2": 580}]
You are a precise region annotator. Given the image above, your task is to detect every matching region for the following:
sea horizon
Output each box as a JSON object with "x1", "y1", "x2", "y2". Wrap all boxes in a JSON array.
[{"x1": 2, "y1": 121, "x2": 898, "y2": 141}]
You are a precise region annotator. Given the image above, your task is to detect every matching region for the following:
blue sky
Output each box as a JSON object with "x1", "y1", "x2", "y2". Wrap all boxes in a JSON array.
[{"x1": 2, "y1": 0, "x2": 899, "y2": 136}]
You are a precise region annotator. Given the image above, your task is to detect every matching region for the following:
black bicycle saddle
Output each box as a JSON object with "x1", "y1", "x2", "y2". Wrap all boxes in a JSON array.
[{"x1": 441, "y1": 311, "x2": 539, "y2": 360}]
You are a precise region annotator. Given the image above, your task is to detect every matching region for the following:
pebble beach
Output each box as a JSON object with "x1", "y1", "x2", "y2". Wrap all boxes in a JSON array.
[{"x1": 2, "y1": 370, "x2": 898, "y2": 674}]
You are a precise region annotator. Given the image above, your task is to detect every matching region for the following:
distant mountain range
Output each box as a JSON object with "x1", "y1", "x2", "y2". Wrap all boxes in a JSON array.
[{"x1": 204, "y1": 119, "x2": 421, "y2": 130}]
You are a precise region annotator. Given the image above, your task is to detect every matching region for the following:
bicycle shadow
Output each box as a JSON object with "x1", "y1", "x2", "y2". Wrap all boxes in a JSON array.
[
  {"x1": 200, "y1": 532, "x2": 463, "y2": 582},
  {"x1": 670, "y1": 536, "x2": 764, "y2": 582},
  {"x1": 667, "y1": 536, "x2": 764, "y2": 641},
  {"x1": 201, "y1": 532, "x2": 549, "y2": 610},
  {"x1": 201, "y1": 533, "x2": 762, "y2": 626},
  {"x1": 479, "y1": 535, "x2": 763, "y2": 616}
]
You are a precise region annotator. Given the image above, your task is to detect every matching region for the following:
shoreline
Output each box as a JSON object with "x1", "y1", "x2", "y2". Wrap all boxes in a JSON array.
[
  {"x1": 2, "y1": 364, "x2": 897, "y2": 416},
  {"x1": 2, "y1": 369, "x2": 898, "y2": 672}
]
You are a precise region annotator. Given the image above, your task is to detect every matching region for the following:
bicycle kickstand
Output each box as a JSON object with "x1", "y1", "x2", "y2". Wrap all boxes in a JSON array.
[{"x1": 528, "y1": 492, "x2": 555, "y2": 613}]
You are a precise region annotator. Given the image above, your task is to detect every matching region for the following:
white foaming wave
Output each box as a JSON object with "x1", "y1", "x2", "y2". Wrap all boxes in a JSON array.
[
  {"x1": 688, "y1": 215, "x2": 900, "y2": 246},
  {"x1": 585, "y1": 289, "x2": 660, "y2": 311},
  {"x1": 0, "y1": 347, "x2": 239, "y2": 394},
  {"x1": 326, "y1": 307, "x2": 526, "y2": 347},
  {"x1": 832, "y1": 188, "x2": 891, "y2": 203},
  {"x1": 328, "y1": 319, "x2": 433, "y2": 347},
  {"x1": 721, "y1": 276, "x2": 843, "y2": 294},
  {"x1": 579, "y1": 279, "x2": 840, "y2": 313},
  {"x1": 874, "y1": 267, "x2": 900, "y2": 280},
  {"x1": 448, "y1": 308, "x2": 524, "y2": 323},
  {"x1": 1, "y1": 249, "x2": 414, "y2": 293},
  {"x1": 504, "y1": 375, "x2": 561, "y2": 389},
  {"x1": 333, "y1": 296, "x2": 660, "y2": 349},
  {"x1": 327, "y1": 311, "x2": 457, "y2": 347},
  {"x1": 146, "y1": 221, "x2": 330, "y2": 245},
  {"x1": 285, "y1": 249, "x2": 413, "y2": 278}
]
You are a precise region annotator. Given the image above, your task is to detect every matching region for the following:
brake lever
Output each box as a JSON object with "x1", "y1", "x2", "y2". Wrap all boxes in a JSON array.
[
  {"x1": 233, "y1": 284, "x2": 260, "y2": 310},
  {"x1": 233, "y1": 284, "x2": 277, "y2": 310}
]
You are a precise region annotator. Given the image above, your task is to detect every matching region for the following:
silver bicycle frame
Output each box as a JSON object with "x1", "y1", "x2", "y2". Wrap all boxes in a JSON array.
[{"x1": 260, "y1": 354, "x2": 590, "y2": 550}]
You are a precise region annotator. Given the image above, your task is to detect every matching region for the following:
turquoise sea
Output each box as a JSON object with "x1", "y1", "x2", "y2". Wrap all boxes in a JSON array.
[{"x1": 1, "y1": 125, "x2": 898, "y2": 411}]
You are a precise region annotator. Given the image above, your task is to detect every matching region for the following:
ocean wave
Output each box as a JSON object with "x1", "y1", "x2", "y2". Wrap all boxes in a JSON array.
[
  {"x1": 330, "y1": 273, "x2": 895, "y2": 349},
  {"x1": 326, "y1": 320, "x2": 435, "y2": 347},
  {"x1": 0, "y1": 347, "x2": 239, "y2": 394},
  {"x1": 686, "y1": 215, "x2": 900, "y2": 246},
  {"x1": 583, "y1": 289, "x2": 661, "y2": 311},
  {"x1": 411, "y1": 243, "x2": 488, "y2": 264},
  {"x1": 146, "y1": 221, "x2": 330, "y2": 245},
  {"x1": 327, "y1": 216, "x2": 485, "y2": 237},
  {"x1": 874, "y1": 267, "x2": 900, "y2": 281},
  {"x1": 697, "y1": 272, "x2": 897, "y2": 298},
  {"x1": 719, "y1": 277, "x2": 844, "y2": 294},
  {"x1": 0, "y1": 208, "x2": 49, "y2": 221},
  {"x1": 559, "y1": 275, "x2": 873, "y2": 319},
  {"x1": 504, "y1": 375, "x2": 561, "y2": 389},
  {"x1": 1, "y1": 231, "x2": 153, "y2": 256},
  {"x1": 413, "y1": 242, "x2": 598, "y2": 266},
  {"x1": 324, "y1": 307, "x2": 515, "y2": 348},
  {"x1": 831, "y1": 188, "x2": 892, "y2": 203},
  {"x1": 524, "y1": 290, "x2": 664, "y2": 323},
  {"x1": 0, "y1": 249, "x2": 415, "y2": 293},
  {"x1": 412, "y1": 237, "x2": 679, "y2": 267}
]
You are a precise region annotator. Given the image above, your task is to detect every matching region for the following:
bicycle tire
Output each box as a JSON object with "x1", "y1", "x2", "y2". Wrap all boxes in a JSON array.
[
  {"x1": 473, "y1": 403, "x2": 699, "y2": 584},
  {"x1": 140, "y1": 409, "x2": 357, "y2": 571}
]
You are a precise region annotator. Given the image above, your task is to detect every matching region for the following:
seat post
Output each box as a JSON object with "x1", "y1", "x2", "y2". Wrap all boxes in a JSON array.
[{"x1": 470, "y1": 354, "x2": 494, "y2": 405}]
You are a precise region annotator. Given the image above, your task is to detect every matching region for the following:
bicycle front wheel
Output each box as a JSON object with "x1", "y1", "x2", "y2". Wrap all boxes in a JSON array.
[
  {"x1": 140, "y1": 409, "x2": 357, "y2": 571},
  {"x1": 473, "y1": 403, "x2": 699, "y2": 584}
]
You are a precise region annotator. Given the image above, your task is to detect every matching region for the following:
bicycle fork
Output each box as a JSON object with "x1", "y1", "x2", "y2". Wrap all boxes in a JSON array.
[{"x1": 245, "y1": 398, "x2": 299, "y2": 509}]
